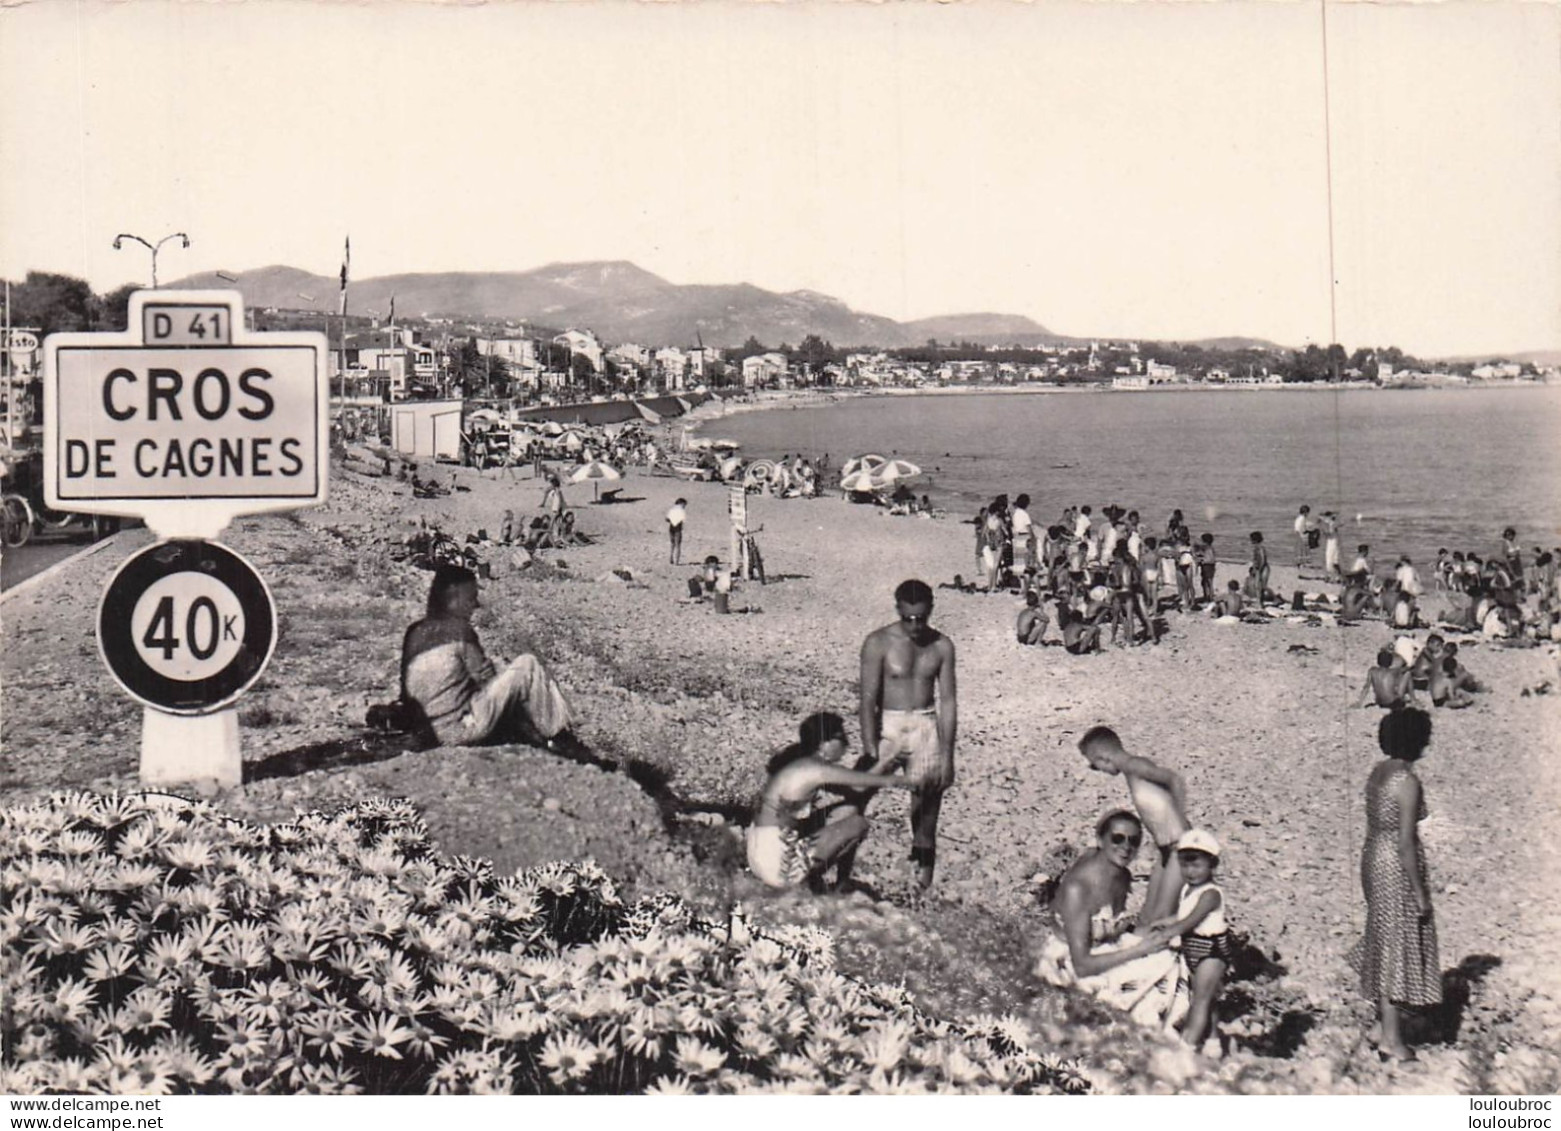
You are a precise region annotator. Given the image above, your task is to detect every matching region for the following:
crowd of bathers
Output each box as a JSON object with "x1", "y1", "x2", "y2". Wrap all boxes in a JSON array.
[{"x1": 970, "y1": 499, "x2": 1266, "y2": 651}]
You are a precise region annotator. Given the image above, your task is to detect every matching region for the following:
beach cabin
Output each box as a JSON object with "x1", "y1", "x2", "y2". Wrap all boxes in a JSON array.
[{"x1": 390, "y1": 399, "x2": 464, "y2": 462}]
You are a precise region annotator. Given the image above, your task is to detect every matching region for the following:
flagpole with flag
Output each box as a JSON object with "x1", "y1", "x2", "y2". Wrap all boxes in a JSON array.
[{"x1": 336, "y1": 236, "x2": 350, "y2": 405}]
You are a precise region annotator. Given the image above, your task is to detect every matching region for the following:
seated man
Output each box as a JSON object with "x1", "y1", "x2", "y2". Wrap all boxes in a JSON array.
[
  {"x1": 402, "y1": 564, "x2": 575, "y2": 749},
  {"x1": 1017, "y1": 589, "x2": 1050, "y2": 645},
  {"x1": 1339, "y1": 572, "x2": 1372, "y2": 622},
  {"x1": 1444, "y1": 642, "x2": 1484, "y2": 694},
  {"x1": 1355, "y1": 648, "x2": 1416, "y2": 709}
]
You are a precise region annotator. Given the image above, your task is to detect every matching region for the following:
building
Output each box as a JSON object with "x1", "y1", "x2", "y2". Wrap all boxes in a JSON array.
[
  {"x1": 553, "y1": 329, "x2": 603, "y2": 373},
  {"x1": 655, "y1": 347, "x2": 689, "y2": 390},
  {"x1": 741, "y1": 352, "x2": 788, "y2": 388}
]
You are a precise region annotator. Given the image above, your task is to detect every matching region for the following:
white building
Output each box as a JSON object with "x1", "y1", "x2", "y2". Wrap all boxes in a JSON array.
[
  {"x1": 553, "y1": 329, "x2": 603, "y2": 373},
  {"x1": 741, "y1": 352, "x2": 788, "y2": 388}
]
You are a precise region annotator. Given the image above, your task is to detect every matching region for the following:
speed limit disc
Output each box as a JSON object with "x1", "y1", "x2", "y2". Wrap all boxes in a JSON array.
[{"x1": 97, "y1": 540, "x2": 276, "y2": 714}]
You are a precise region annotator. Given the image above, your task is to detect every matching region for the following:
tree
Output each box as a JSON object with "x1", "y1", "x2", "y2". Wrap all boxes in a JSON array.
[
  {"x1": 794, "y1": 334, "x2": 836, "y2": 367},
  {"x1": 7, "y1": 272, "x2": 95, "y2": 334},
  {"x1": 91, "y1": 284, "x2": 140, "y2": 332}
]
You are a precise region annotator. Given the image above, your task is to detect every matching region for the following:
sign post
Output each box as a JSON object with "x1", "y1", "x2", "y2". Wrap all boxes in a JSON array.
[{"x1": 43, "y1": 291, "x2": 328, "y2": 790}]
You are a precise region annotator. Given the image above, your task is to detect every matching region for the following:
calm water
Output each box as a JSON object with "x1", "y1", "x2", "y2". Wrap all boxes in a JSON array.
[{"x1": 699, "y1": 386, "x2": 1561, "y2": 567}]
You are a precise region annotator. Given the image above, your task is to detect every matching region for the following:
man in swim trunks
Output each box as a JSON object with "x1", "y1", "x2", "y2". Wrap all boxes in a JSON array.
[
  {"x1": 1355, "y1": 648, "x2": 1417, "y2": 710},
  {"x1": 860, "y1": 578, "x2": 958, "y2": 889},
  {"x1": 1017, "y1": 589, "x2": 1050, "y2": 645},
  {"x1": 1077, "y1": 725, "x2": 1191, "y2": 923}
]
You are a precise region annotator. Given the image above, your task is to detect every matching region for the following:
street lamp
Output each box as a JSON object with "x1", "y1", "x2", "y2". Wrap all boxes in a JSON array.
[{"x1": 111, "y1": 232, "x2": 190, "y2": 288}]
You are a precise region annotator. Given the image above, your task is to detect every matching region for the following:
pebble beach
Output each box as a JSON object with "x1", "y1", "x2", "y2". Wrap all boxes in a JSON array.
[{"x1": 3, "y1": 396, "x2": 1560, "y2": 1093}]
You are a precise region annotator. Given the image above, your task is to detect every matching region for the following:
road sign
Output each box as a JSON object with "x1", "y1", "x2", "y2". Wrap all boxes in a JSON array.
[
  {"x1": 43, "y1": 289, "x2": 328, "y2": 539},
  {"x1": 98, "y1": 539, "x2": 276, "y2": 715}
]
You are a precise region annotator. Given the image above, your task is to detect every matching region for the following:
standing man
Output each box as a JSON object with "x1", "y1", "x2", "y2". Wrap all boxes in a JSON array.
[
  {"x1": 1012, "y1": 493, "x2": 1036, "y2": 579},
  {"x1": 860, "y1": 579, "x2": 958, "y2": 890},
  {"x1": 1294, "y1": 505, "x2": 1315, "y2": 569}
]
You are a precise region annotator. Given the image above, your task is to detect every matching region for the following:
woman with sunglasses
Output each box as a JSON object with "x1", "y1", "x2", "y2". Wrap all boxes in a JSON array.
[{"x1": 1033, "y1": 810, "x2": 1184, "y2": 1030}]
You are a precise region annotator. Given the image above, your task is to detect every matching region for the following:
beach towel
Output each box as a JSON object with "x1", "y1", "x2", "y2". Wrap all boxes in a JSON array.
[{"x1": 1033, "y1": 933, "x2": 1188, "y2": 1032}]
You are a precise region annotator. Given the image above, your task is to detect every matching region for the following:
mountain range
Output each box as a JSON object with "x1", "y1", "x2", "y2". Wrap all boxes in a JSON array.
[{"x1": 169, "y1": 261, "x2": 1273, "y2": 351}]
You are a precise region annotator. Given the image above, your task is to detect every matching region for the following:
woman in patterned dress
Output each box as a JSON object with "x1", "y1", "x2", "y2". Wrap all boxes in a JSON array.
[
  {"x1": 1349, "y1": 707, "x2": 1441, "y2": 1061},
  {"x1": 746, "y1": 712, "x2": 914, "y2": 891}
]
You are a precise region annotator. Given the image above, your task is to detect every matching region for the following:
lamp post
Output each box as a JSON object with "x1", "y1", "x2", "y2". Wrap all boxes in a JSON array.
[{"x1": 111, "y1": 232, "x2": 190, "y2": 289}]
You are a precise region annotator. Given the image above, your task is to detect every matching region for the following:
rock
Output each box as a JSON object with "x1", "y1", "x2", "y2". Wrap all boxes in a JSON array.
[{"x1": 542, "y1": 797, "x2": 562, "y2": 813}]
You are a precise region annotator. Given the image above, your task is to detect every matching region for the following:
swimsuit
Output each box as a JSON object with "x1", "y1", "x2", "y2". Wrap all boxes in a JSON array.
[
  {"x1": 747, "y1": 790, "x2": 817, "y2": 888},
  {"x1": 879, "y1": 707, "x2": 945, "y2": 786},
  {"x1": 1173, "y1": 881, "x2": 1232, "y2": 973}
]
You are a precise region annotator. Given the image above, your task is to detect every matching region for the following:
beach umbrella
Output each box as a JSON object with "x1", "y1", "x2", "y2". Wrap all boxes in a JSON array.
[
  {"x1": 744, "y1": 459, "x2": 778, "y2": 488},
  {"x1": 568, "y1": 458, "x2": 622, "y2": 500},
  {"x1": 712, "y1": 439, "x2": 742, "y2": 451},
  {"x1": 873, "y1": 458, "x2": 922, "y2": 483},
  {"x1": 840, "y1": 469, "x2": 884, "y2": 494},
  {"x1": 562, "y1": 430, "x2": 585, "y2": 452},
  {"x1": 839, "y1": 453, "x2": 888, "y2": 480},
  {"x1": 539, "y1": 421, "x2": 566, "y2": 436}
]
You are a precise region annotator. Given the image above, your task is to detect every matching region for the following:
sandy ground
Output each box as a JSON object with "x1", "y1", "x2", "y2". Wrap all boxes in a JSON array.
[{"x1": 4, "y1": 404, "x2": 1559, "y2": 1093}]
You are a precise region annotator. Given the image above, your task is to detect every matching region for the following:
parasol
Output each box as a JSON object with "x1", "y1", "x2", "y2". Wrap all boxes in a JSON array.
[
  {"x1": 568, "y1": 458, "x2": 623, "y2": 500},
  {"x1": 839, "y1": 454, "x2": 888, "y2": 481},
  {"x1": 873, "y1": 458, "x2": 922, "y2": 483}
]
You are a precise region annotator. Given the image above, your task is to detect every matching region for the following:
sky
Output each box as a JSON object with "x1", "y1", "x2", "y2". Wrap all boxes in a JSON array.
[{"x1": 2, "y1": 0, "x2": 1557, "y2": 357}]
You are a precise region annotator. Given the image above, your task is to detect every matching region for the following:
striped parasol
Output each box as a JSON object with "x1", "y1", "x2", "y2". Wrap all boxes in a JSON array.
[
  {"x1": 743, "y1": 459, "x2": 778, "y2": 488},
  {"x1": 839, "y1": 453, "x2": 888, "y2": 481}
]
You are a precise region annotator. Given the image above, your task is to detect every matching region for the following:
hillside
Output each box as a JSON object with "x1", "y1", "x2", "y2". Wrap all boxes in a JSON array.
[{"x1": 169, "y1": 260, "x2": 1276, "y2": 352}]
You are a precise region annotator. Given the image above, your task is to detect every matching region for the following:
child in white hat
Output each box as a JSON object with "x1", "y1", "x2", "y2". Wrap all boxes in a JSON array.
[{"x1": 1150, "y1": 827, "x2": 1233, "y2": 1051}]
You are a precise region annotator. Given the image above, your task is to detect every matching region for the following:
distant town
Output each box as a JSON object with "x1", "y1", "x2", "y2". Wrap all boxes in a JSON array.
[{"x1": 0, "y1": 268, "x2": 1554, "y2": 440}]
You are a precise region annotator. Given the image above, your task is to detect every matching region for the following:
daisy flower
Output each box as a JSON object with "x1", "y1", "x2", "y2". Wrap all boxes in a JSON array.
[
  {"x1": 353, "y1": 1011, "x2": 413, "y2": 1059},
  {"x1": 674, "y1": 1036, "x2": 726, "y2": 1077},
  {"x1": 538, "y1": 1032, "x2": 600, "y2": 1087}
]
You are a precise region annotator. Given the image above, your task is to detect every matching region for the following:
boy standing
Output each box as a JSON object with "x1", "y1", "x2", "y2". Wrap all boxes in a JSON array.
[
  {"x1": 1195, "y1": 533, "x2": 1218, "y2": 605},
  {"x1": 665, "y1": 497, "x2": 687, "y2": 564},
  {"x1": 1078, "y1": 726, "x2": 1192, "y2": 923}
]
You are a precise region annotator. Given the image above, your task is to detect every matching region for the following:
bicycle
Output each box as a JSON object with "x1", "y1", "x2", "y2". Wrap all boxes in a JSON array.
[{"x1": 1, "y1": 493, "x2": 33, "y2": 549}]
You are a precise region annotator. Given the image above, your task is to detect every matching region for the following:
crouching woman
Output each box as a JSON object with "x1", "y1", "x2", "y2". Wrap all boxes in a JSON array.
[{"x1": 748, "y1": 712, "x2": 913, "y2": 892}]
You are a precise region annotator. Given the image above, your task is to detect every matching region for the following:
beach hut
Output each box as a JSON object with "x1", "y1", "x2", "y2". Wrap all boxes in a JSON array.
[{"x1": 390, "y1": 399, "x2": 464, "y2": 462}]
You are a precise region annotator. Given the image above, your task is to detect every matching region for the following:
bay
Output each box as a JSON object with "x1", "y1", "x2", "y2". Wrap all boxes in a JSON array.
[{"x1": 698, "y1": 385, "x2": 1561, "y2": 568}]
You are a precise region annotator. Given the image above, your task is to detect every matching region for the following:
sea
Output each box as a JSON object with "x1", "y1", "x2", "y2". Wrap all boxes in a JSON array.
[{"x1": 695, "y1": 384, "x2": 1561, "y2": 568}]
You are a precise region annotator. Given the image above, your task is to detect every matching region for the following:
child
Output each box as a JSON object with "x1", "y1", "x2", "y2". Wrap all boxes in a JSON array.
[
  {"x1": 1151, "y1": 829, "x2": 1233, "y2": 1051},
  {"x1": 666, "y1": 497, "x2": 687, "y2": 564},
  {"x1": 1077, "y1": 726, "x2": 1191, "y2": 923},
  {"x1": 1214, "y1": 578, "x2": 1244, "y2": 618},
  {"x1": 1195, "y1": 533, "x2": 1218, "y2": 604},
  {"x1": 1016, "y1": 589, "x2": 1050, "y2": 645},
  {"x1": 1141, "y1": 536, "x2": 1162, "y2": 614},
  {"x1": 1248, "y1": 531, "x2": 1270, "y2": 603},
  {"x1": 1430, "y1": 656, "x2": 1474, "y2": 709},
  {"x1": 1059, "y1": 600, "x2": 1102, "y2": 654},
  {"x1": 1175, "y1": 539, "x2": 1197, "y2": 612}
]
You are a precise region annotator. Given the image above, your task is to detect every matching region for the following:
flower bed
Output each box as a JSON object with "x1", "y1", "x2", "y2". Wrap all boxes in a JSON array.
[{"x1": 1, "y1": 791, "x2": 1088, "y2": 1095}]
